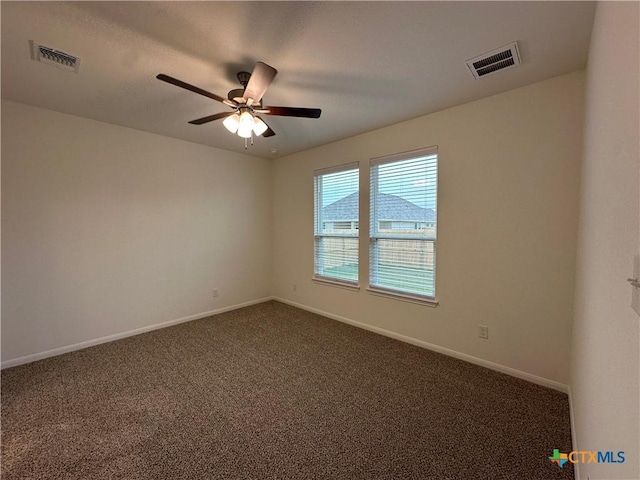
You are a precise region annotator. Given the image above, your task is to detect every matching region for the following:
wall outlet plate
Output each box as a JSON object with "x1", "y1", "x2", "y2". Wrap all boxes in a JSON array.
[
  {"x1": 478, "y1": 325, "x2": 489, "y2": 339},
  {"x1": 632, "y1": 255, "x2": 639, "y2": 316}
]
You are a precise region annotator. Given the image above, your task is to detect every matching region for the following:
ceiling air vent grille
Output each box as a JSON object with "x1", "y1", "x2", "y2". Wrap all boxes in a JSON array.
[
  {"x1": 466, "y1": 42, "x2": 520, "y2": 79},
  {"x1": 30, "y1": 41, "x2": 80, "y2": 73}
]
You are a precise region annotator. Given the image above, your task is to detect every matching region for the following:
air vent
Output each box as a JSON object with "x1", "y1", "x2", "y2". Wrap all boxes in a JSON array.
[
  {"x1": 30, "y1": 41, "x2": 80, "y2": 73},
  {"x1": 466, "y1": 42, "x2": 520, "y2": 79}
]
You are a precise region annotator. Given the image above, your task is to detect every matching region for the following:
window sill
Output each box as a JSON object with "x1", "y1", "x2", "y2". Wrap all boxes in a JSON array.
[
  {"x1": 367, "y1": 287, "x2": 439, "y2": 307},
  {"x1": 312, "y1": 276, "x2": 360, "y2": 291}
]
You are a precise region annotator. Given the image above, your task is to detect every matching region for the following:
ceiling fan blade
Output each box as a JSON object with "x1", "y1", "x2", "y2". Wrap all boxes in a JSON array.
[
  {"x1": 157, "y1": 74, "x2": 236, "y2": 107},
  {"x1": 188, "y1": 111, "x2": 235, "y2": 125},
  {"x1": 263, "y1": 127, "x2": 276, "y2": 138},
  {"x1": 260, "y1": 106, "x2": 321, "y2": 118},
  {"x1": 243, "y1": 62, "x2": 278, "y2": 105},
  {"x1": 255, "y1": 116, "x2": 276, "y2": 137}
]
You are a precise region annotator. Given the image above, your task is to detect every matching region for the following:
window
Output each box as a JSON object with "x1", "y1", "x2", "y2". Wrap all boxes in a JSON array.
[
  {"x1": 369, "y1": 147, "x2": 438, "y2": 303},
  {"x1": 313, "y1": 163, "x2": 359, "y2": 287}
]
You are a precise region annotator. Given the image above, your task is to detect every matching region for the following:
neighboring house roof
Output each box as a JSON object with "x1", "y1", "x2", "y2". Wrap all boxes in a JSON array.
[
  {"x1": 322, "y1": 192, "x2": 359, "y2": 221},
  {"x1": 323, "y1": 192, "x2": 436, "y2": 222}
]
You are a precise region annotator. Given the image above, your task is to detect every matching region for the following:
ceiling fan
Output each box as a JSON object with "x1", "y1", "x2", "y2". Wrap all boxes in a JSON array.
[{"x1": 156, "y1": 61, "x2": 321, "y2": 146}]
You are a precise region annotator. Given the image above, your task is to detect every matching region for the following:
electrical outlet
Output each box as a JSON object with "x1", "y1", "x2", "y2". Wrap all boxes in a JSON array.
[
  {"x1": 212, "y1": 289, "x2": 219, "y2": 298},
  {"x1": 293, "y1": 283, "x2": 297, "y2": 292},
  {"x1": 631, "y1": 255, "x2": 639, "y2": 316},
  {"x1": 478, "y1": 325, "x2": 489, "y2": 339}
]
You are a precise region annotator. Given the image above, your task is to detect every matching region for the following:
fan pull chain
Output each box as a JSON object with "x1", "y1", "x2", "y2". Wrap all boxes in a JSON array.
[{"x1": 244, "y1": 131, "x2": 254, "y2": 149}]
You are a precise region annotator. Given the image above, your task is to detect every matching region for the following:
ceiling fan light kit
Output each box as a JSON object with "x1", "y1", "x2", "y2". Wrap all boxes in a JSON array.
[
  {"x1": 252, "y1": 116, "x2": 268, "y2": 136},
  {"x1": 223, "y1": 113, "x2": 240, "y2": 134},
  {"x1": 237, "y1": 110, "x2": 255, "y2": 138},
  {"x1": 156, "y1": 61, "x2": 321, "y2": 148}
]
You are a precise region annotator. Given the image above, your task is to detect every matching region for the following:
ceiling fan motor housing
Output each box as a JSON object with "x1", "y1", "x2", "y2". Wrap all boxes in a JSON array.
[
  {"x1": 228, "y1": 88, "x2": 245, "y2": 102},
  {"x1": 230, "y1": 71, "x2": 255, "y2": 104}
]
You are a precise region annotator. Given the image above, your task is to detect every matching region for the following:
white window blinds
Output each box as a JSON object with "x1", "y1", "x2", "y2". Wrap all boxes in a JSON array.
[
  {"x1": 369, "y1": 147, "x2": 438, "y2": 301},
  {"x1": 314, "y1": 163, "x2": 359, "y2": 286}
]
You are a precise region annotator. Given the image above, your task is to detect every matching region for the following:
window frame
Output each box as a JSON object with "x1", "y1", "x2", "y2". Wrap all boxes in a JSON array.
[
  {"x1": 368, "y1": 147, "x2": 439, "y2": 306},
  {"x1": 312, "y1": 162, "x2": 360, "y2": 290}
]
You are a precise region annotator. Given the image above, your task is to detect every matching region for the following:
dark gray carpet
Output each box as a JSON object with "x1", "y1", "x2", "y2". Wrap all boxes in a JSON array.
[{"x1": 2, "y1": 301, "x2": 574, "y2": 479}]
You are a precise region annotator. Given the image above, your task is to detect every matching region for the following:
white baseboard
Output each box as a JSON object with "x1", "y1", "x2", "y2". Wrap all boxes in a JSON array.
[
  {"x1": 3, "y1": 295, "x2": 569, "y2": 395},
  {"x1": 1, "y1": 296, "x2": 274, "y2": 370},
  {"x1": 567, "y1": 385, "x2": 581, "y2": 479},
  {"x1": 274, "y1": 296, "x2": 569, "y2": 393}
]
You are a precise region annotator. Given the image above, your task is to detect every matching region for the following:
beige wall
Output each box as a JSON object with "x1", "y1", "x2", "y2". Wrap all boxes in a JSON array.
[
  {"x1": 570, "y1": 2, "x2": 640, "y2": 479},
  {"x1": 1, "y1": 100, "x2": 272, "y2": 364},
  {"x1": 272, "y1": 72, "x2": 585, "y2": 387},
  {"x1": 2, "y1": 73, "x2": 586, "y2": 387}
]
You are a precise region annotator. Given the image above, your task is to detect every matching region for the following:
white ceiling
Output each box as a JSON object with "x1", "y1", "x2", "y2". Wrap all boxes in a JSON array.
[{"x1": 1, "y1": 1, "x2": 596, "y2": 159}]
